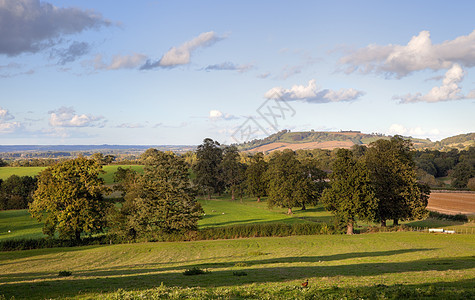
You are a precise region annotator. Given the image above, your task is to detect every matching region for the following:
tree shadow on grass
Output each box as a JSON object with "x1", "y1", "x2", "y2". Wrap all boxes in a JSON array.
[{"x1": 1, "y1": 255, "x2": 474, "y2": 299}]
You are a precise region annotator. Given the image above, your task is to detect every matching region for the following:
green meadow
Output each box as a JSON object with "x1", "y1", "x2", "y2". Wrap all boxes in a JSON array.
[
  {"x1": 0, "y1": 165, "x2": 144, "y2": 185},
  {"x1": 0, "y1": 232, "x2": 474, "y2": 299}
]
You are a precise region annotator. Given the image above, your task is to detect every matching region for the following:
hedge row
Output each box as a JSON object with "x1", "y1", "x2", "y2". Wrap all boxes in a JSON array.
[
  {"x1": 0, "y1": 222, "x2": 338, "y2": 251},
  {"x1": 428, "y1": 211, "x2": 469, "y2": 222}
]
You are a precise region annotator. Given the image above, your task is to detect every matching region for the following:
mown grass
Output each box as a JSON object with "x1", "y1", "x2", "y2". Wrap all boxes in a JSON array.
[
  {"x1": 0, "y1": 232, "x2": 473, "y2": 299},
  {"x1": 0, "y1": 167, "x2": 46, "y2": 180},
  {"x1": 0, "y1": 165, "x2": 144, "y2": 185}
]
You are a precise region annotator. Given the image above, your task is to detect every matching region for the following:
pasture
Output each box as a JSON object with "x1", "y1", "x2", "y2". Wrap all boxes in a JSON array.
[
  {"x1": 0, "y1": 232, "x2": 474, "y2": 299},
  {"x1": 0, "y1": 165, "x2": 144, "y2": 185}
]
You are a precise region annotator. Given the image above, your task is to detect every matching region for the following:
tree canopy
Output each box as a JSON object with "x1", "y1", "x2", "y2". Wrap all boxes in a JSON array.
[
  {"x1": 193, "y1": 138, "x2": 224, "y2": 199},
  {"x1": 29, "y1": 158, "x2": 110, "y2": 241},
  {"x1": 321, "y1": 149, "x2": 378, "y2": 234},
  {"x1": 366, "y1": 136, "x2": 429, "y2": 226}
]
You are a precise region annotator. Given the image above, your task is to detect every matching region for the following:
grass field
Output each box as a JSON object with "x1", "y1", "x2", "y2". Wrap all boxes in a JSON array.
[
  {"x1": 0, "y1": 232, "x2": 474, "y2": 299},
  {"x1": 0, "y1": 165, "x2": 144, "y2": 185}
]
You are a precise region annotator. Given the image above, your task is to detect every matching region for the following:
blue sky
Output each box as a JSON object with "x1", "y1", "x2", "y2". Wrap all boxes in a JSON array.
[{"x1": 0, "y1": 0, "x2": 474, "y2": 145}]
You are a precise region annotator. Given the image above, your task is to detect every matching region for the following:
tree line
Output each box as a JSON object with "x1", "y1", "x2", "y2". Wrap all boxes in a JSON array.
[{"x1": 4, "y1": 135, "x2": 465, "y2": 241}]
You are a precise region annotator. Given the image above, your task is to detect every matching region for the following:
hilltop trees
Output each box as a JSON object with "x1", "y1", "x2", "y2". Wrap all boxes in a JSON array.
[
  {"x1": 366, "y1": 136, "x2": 429, "y2": 226},
  {"x1": 110, "y1": 149, "x2": 203, "y2": 240},
  {"x1": 29, "y1": 158, "x2": 111, "y2": 241},
  {"x1": 193, "y1": 138, "x2": 224, "y2": 199},
  {"x1": 321, "y1": 149, "x2": 378, "y2": 234}
]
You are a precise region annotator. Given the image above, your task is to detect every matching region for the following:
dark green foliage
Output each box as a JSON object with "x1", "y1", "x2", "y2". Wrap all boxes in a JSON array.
[
  {"x1": 0, "y1": 235, "x2": 111, "y2": 251},
  {"x1": 428, "y1": 211, "x2": 468, "y2": 222},
  {"x1": 29, "y1": 158, "x2": 111, "y2": 241},
  {"x1": 0, "y1": 158, "x2": 7, "y2": 167},
  {"x1": 109, "y1": 149, "x2": 203, "y2": 240},
  {"x1": 366, "y1": 136, "x2": 429, "y2": 226},
  {"x1": 321, "y1": 149, "x2": 378, "y2": 234},
  {"x1": 193, "y1": 138, "x2": 224, "y2": 198},
  {"x1": 266, "y1": 150, "x2": 322, "y2": 214},
  {"x1": 452, "y1": 161, "x2": 474, "y2": 188},
  {"x1": 220, "y1": 146, "x2": 246, "y2": 201},
  {"x1": 58, "y1": 271, "x2": 72, "y2": 277},
  {"x1": 0, "y1": 175, "x2": 37, "y2": 210},
  {"x1": 245, "y1": 152, "x2": 268, "y2": 202}
]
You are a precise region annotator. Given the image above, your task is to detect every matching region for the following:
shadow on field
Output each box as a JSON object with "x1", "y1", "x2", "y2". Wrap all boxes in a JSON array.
[{"x1": 1, "y1": 253, "x2": 474, "y2": 299}]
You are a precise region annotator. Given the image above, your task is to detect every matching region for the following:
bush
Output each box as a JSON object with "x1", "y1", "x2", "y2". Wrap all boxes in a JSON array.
[
  {"x1": 182, "y1": 267, "x2": 210, "y2": 276},
  {"x1": 233, "y1": 271, "x2": 247, "y2": 276},
  {"x1": 58, "y1": 271, "x2": 72, "y2": 277},
  {"x1": 429, "y1": 211, "x2": 468, "y2": 222}
]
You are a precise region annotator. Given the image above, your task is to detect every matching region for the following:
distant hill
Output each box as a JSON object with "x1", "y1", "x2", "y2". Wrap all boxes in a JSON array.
[{"x1": 237, "y1": 130, "x2": 473, "y2": 152}]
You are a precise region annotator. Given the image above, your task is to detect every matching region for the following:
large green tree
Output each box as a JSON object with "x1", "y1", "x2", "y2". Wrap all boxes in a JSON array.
[
  {"x1": 365, "y1": 136, "x2": 429, "y2": 226},
  {"x1": 245, "y1": 152, "x2": 268, "y2": 202},
  {"x1": 29, "y1": 158, "x2": 110, "y2": 241},
  {"x1": 111, "y1": 149, "x2": 203, "y2": 239},
  {"x1": 0, "y1": 175, "x2": 37, "y2": 210},
  {"x1": 220, "y1": 145, "x2": 246, "y2": 201},
  {"x1": 193, "y1": 138, "x2": 224, "y2": 199},
  {"x1": 321, "y1": 149, "x2": 378, "y2": 234},
  {"x1": 266, "y1": 150, "x2": 317, "y2": 214}
]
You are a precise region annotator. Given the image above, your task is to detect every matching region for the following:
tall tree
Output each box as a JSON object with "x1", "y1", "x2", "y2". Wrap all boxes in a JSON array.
[
  {"x1": 321, "y1": 149, "x2": 378, "y2": 234},
  {"x1": 111, "y1": 149, "x2": 203, "y2": 239},
  {"x1": 365, "y1": 136, "x2": 429, "y2": 226},
  {"x1": 193, "y1": 138, "x2": 223, "y2": 199},
  {"x1": 220, "y1": 145, "x2": 245, "y2": 201},
  {"x1": 0, "y1": 175, "x2": 37, "y2": 210},
  {"x1": 246, "y1": 152, "x2": 268, "y2": 202},
  {"x1": 266, "y1": 150, "x2": 316, "y2": 214},
  {"x1": 29, "y1": 158, "x2": 110, "y2": 241}
]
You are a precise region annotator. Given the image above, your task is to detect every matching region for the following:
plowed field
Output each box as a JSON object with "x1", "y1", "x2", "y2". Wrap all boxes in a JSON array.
[{"x1": 427, "y1": 192, "x2": 475, "y2": 215}]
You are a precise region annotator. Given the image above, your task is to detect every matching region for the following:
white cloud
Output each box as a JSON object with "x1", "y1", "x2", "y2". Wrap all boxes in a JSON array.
[
  {"x1": 388, "y1": 124, "x2": 440, "y2": 137},
  {"x1": 394, "y1": 64, "x2": 475, "y2": 103},
  {"x1": 116, "y1": 123, "x2": 145, "y2": 128},
  {"x1": 0, "y1": 0, "x2": 110, "y2": 56},
  {"x1": 49, "y1": 106, "x2": 104, "y2": 127},
  {"x1": 209, "y1": 110, "x2": 238, "y2": 121},
  {"x1": 91, "y1": 53, "x2": 147, "y2": 70},
  {"x1": 340, "y1": 30, "x2": 475, "y2": 78},
  {"x1": 264, "y1": 79, "x2": 365, "y2": 103},
  {"x1": 0, "y1": 107, "x2": 20, "y2": 133},
  {"x1": 141, "y1": 31, "x2": 225, "y2": 69}
]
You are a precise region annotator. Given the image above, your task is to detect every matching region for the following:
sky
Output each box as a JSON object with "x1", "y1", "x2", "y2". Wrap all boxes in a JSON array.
[{"x1": 0, "y1": 0, "x2": 474, "y2": 145}]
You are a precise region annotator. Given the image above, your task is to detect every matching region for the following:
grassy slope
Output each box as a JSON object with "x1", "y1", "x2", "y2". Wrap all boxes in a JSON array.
[{"x1": 0, "y1": 232, "x2": 473, "y2": 299}]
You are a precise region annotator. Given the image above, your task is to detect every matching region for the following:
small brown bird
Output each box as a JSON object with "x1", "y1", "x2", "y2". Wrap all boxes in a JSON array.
[{"x1": 301, "y1": 279, "x2": 308, "y2": 288}]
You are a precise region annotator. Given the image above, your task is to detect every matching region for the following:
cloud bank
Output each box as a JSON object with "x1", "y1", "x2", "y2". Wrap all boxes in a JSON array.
[
  {"x1": 204, "y1": 62, "x2": 253, "y2": 73},
  {"x1": 48, "y1": 107, "x2": 104, "y2": 127},
  {"x1": 0, "y1": 0, "x2": 110, "y2": 56},
  {"x1": 340, "y1": 30, "x2": 475, "y2": 78},
  {"x1": 264, "y1": 79, "x2": 365, "y2": 103},
  {"x1": 209, "y1": 110, "x2": 238, "y2": 121},
  {"x1": 141, "y1": 31, "x2": 225, "y2": 70},
  {"x1": 394, "y1": 64, "x2": 475, "y2": 103}
]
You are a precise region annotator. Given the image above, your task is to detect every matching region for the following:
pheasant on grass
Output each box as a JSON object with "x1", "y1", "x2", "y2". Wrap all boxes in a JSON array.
[{"x1": 301, "y1": 279, "x2": 308, "y2": 288}]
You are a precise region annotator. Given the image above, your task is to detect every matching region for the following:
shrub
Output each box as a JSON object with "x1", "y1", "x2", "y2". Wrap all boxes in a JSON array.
[
  {"x1": 58, "y1": 271, "x2": 72, "y2": 277},
  {"x1": 233, "y1": 271, "x2": 247, "y2": 276},
  {"x1": 182, "y1": 267, "x2": 210, "y2": 276}
]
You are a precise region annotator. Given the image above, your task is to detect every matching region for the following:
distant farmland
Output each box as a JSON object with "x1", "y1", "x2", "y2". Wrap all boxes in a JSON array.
[{"x1": 427, "y1": 192, "x2": 475, "y2": 215}]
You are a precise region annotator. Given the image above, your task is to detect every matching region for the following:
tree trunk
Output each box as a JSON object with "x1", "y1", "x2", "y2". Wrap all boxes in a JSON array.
[
  {"x1": 287, "y1": 208, "x2": 293, "y2": 215},
  {"x1": 381, "y1": 220, "x2": 386, "y2": 227},
  {"x1": 257, "y1": 196, "x2": 261, "y2": 203},
  {"x1": 231, "y1": 187, "x2": 235, "y2": 201},
  {"x1": 208, "y1": 191, "x2": 211, "y2": 200},
  {"x1": 75, "y1": 230, "x2": 81, "y2": 242},
  {"x1": 346, "y1": 221, "x2": 354, "y2": 235},
  {"x1": 393, "y1": 218, "x2": 399, "y2": 226},
  {"x1": 301, "y1": 202, "x2": 306, "y2": 210}
]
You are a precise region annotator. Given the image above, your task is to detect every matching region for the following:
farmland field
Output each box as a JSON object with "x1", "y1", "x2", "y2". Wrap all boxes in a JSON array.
[{"x1": 427, "y1": 192, "x2": 475, "y2": 215}]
